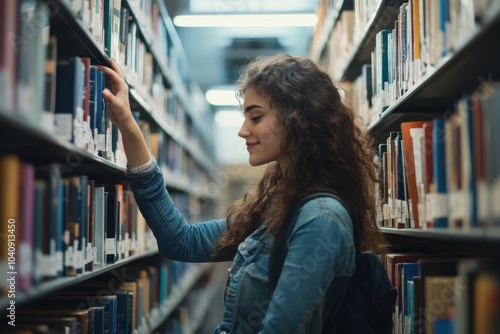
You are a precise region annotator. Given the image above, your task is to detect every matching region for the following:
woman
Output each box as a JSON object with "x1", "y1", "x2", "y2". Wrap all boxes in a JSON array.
[{"x1": 100, "y1": 54, "x2": 387, "y2": 333}]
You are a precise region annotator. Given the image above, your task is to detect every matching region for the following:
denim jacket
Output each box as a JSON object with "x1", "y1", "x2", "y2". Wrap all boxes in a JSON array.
[{"x1": 127, "y1": 159, "x2": 356, "y2": 334}]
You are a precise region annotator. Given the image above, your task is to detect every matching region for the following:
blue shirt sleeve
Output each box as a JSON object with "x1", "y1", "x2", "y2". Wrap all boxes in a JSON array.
[
  {"x1": 126, "y1": 158, "x2": 230, "y2": 262},
  {"x1": 259, "y1": 197, "x2": 356, "y2": 333}
]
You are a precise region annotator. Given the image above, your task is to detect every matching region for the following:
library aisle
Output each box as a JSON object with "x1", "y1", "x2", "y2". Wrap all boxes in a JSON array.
[{"x1": 1, "y1": 0, "x2": 499, "y2": 333}]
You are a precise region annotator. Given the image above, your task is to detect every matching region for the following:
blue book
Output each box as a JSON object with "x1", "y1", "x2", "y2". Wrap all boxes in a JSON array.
[
  {"x1": 114, "y1": 290, "x2": 131, "y2": 334},
  {"x1": 376, "y1": 29, "x2": 392, "y2": 113},
  {"x1": 434, "y1": 318, "x2": 453, "y2": 334},
  {"x1": 362, "y1": 64, "x2": 373, "y2": 108},
  {"x1": 35, "y1": 164, "x2": 64, "y2": 278},
  {"x1": 89, "y1": 66, "x2": 98, "y2": 143},
  {"x1": 433, "y1": 118, "x2": 448, "y2": 227},
  {"x1": 159, "y1": 263, "x2": 168, "y2": 305},
  {"x1": 89, "y1": 306, "x2": 105, "y2": 334},
  {"x1": 403, "y1": 262, "x2": 420, "y2": 329},
  {"x1": 54, "y1": 57, "x2": 85, "y2": 144},
  {"x1": 94, "y1": 69, "x2": 105, "y2": 156},
  {"x1": 44, "y1": 295, "x2": 116, "y2": 334},
  {"x1": 439, "y1": 0, "x2": 449, "y2": 57}
]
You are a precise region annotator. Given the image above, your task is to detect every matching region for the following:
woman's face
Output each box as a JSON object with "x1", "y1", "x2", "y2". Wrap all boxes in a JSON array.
[{"x1": 238, "y1": 88, "x2": 286, "y2": 169}]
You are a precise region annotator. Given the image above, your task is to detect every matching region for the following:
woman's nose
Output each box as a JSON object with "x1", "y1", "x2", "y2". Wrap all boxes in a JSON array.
[{"x1": 238, "y1": 120, "x2": 250, "y2": 138}]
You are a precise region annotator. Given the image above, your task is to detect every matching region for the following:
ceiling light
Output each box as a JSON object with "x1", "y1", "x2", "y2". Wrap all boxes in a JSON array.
[
  {"x1": 215, "y1": 110, "x2": 243, "y2": 127},
  {"x1": 206, "y1": 89, "x2": 240, "y2": 106},
  {"x1": 173, "y1": 13, "x2": 318, "y2": 28}
]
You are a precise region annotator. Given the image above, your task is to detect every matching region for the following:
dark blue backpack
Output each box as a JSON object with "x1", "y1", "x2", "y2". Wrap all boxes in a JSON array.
[{"x1": 269, "y1": 193, "x2": 397, "y2": 334}]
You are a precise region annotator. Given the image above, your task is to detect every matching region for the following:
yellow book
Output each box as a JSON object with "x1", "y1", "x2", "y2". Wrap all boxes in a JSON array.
[{"x1": 0, "y1": 155, "x2": 21, "y2": 295}]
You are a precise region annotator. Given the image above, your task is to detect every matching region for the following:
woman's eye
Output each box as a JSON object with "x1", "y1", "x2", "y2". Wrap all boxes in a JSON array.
[{"x1": 251, "y1": 116, "x2": 262, "y2": 122}]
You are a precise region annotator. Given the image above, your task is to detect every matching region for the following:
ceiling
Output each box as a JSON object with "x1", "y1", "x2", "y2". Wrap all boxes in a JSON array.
[{"x1": 164, "y1": 0, "x2": 320, "y2": 93}]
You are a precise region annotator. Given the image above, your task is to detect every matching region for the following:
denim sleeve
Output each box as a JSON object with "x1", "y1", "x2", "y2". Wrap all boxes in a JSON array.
[
  {"x1": 126, "y1": 159, "x2": 229, "y2": 262},
  {"x1": 259, "y1": 197, "x2": 356, "y2": 333}
]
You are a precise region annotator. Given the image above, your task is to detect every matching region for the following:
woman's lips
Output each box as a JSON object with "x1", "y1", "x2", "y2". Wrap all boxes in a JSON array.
[{"x1": 246, "y1": 142, "x2": 258, "y2": 150}]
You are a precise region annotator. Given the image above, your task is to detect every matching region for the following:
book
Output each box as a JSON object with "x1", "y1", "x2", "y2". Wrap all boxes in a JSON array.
[
  {"x1": 425, "y1": 276, "x2": 455, "y2": 334},
  {"x1": 105, "y1": 185, "x2": 119, "y2": 264},
  {"x1": 43, "y1": 36, "x2": 57, "y2": 132},
  {"x1": 474, "y1": 270, "x2": 500, "y2": 334},
  {"x1": 93, "y1": 185, "x2": 106, "y2": 268},
  {"x1": 418, "y1": 258, "x2": 458, "y2": 333},
  {"x1": 0, "y1": 0, "x2": 19, "y2": 110},
  {"x1": 42, "y1": 294, "x2": 117, "y2": 334},
  {"x1": 432, "y1": 118, "x2": 448, "y2": 228},
  {"x1": 401, "y1": 121, "x2": 433, "y2": 228},
  {"x1": 86, "y1": 180, "x2": 95, "y2": 272},
  {"x1": 422, "y1": 121, "x2": 434, "y2": 228},
  {"x1": 16, "y1": 0, "x2": 49, "y2": 124},
  {"x1": 0, "y1": 155, "x2": 21, "y2": 295},
  {"x1": 19, "y1": 162, "x2": 35, "y2": 291},
  {"x1": 402, "y1": 263, "x2": 420, "y2": 334},
  {"x1": 54, "y1": 57, "x2": 85, "y2": 146},
  {"x1": 471, "y1": 90, "x2": 487, "y2": 227},
  {"x1": 36, "y1": 164, "x2": 64, "y2": 278}
]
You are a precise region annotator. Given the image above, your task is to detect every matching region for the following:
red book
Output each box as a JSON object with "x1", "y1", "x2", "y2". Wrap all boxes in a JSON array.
[
  {"x1": 422, "y1": 122, "x2": 434, "y2": 228},
  {"x1": 401, "y1": 121, "x2": 432, "y2": 228},
  {"x1": 19, "y1": 162, "x2": 35, "y2": 291}
]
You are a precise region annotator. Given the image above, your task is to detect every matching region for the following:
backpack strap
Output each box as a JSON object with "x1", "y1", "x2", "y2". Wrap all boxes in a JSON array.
[{"x1": 268, "y1": 192, "x2": 356, "y2": 291}]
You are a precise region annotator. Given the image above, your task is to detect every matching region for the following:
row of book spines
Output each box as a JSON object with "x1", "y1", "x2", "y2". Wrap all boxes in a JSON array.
[
  {"x1": 1, "y1": 2, "x2": 213, "y2": 174},
  {"x1": 64, "y1": 0, "x2": 171, "y2": 79},
  {"x1": 51, "y1": 49, "x2": 201, "y2": 170},
  {"x1": 327, "y1": 0, "x2": 487, "y2": 120},
  {"x1": 0, "y1": 154, "x2": 155, "y2": 293},
  {"x1": 376, "y1": 81, "x2": 500, "y2": 229},
  {"x1": 67, "y1": 0, "x2": 196, "y2": 101},
  {"x1": 51, "y1": 56, "x2": 195, "y2": 171},
  {"x1": 3, "y1": 262, "x2": 171, "y2": 334},
  {"x1": 385, "y1": 254, "x2": 500, "y2": 334},
  {"x1": 0, "y1": 0, "x2": 202, "y2": 137}
]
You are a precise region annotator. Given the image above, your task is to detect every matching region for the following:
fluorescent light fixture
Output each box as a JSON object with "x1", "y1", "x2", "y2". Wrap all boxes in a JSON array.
[
  {"x1": 206, "y1": 89, "x2": 240, "y2": 106},
  {"x1": 174, "y1": 13, "x2": 318, "y2": 28},
  {"x1": 215, "y1": 110, "x2": 243, "y2": 127}
]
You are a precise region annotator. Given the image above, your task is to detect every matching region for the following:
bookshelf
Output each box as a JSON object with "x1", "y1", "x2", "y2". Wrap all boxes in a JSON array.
[
  {"x1": 0, "y1": 0, "x2": 219, "y2": 332},
  {"x1": 312, "y1": 0, "x2": 500, "y2": 333}
]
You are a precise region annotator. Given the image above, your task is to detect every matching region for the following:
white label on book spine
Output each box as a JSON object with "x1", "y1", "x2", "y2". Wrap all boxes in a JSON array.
[
  {"x1": 56, "y1": 251, "x2": 64, "y2": 273},
  {"x1": 19, "y1": 243, "x2": 32, "y2": 276},
  {"x1": 106, "y1": 238, "x2": 116, "y2": 254},
  {"x1": 492, "y1": 178, "x2": 500, "y2": 218},
  {"x1": 0, "y1": 70, "x2": 12, "y2": 110},
  {"x1": 65, "y1": 246, "x2": 75, "y2": 267},
  {"x1": 54, "y1": 114, "x2": 73, "y2": 142},
  {"x1": 87, "y1": 242, "x2": 94, "y2": 263},
  {"x1": 426, "y1": 193, "x2": 435, "y2": 222},
  {"x1": 448, "y1": 191, "x2": 461, "y2": 221},
  {"x1": 433, "y1": 193, "x2": 449, "y2": 219},
  {"x1": 98, "y1": 133, "x2": 105, "y2": 151},
  {"x1": 41, "y1": 112, "x2": 55, "y2": 133}
]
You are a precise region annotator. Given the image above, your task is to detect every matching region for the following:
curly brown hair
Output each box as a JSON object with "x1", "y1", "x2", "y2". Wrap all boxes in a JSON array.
[{"x1": 214, "y1": 54, "x2": 387, "y2": 257}]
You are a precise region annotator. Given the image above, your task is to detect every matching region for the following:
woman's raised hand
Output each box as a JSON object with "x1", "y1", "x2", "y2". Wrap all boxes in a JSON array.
[
  {"x1": 97, "y1": 58, "x2": 151, "y2": 167},
  {"x1": 97, "y1": 58, "x2": 133, "y2": 129}
]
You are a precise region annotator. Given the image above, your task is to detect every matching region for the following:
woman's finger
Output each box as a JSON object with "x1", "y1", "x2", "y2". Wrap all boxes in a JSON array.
[
  {"x1": 96, "y1": 64, "x2": 121, "y2": 83},
  {"x1": 109, "y1": 58, "x2": 125, "y2": 79}
]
